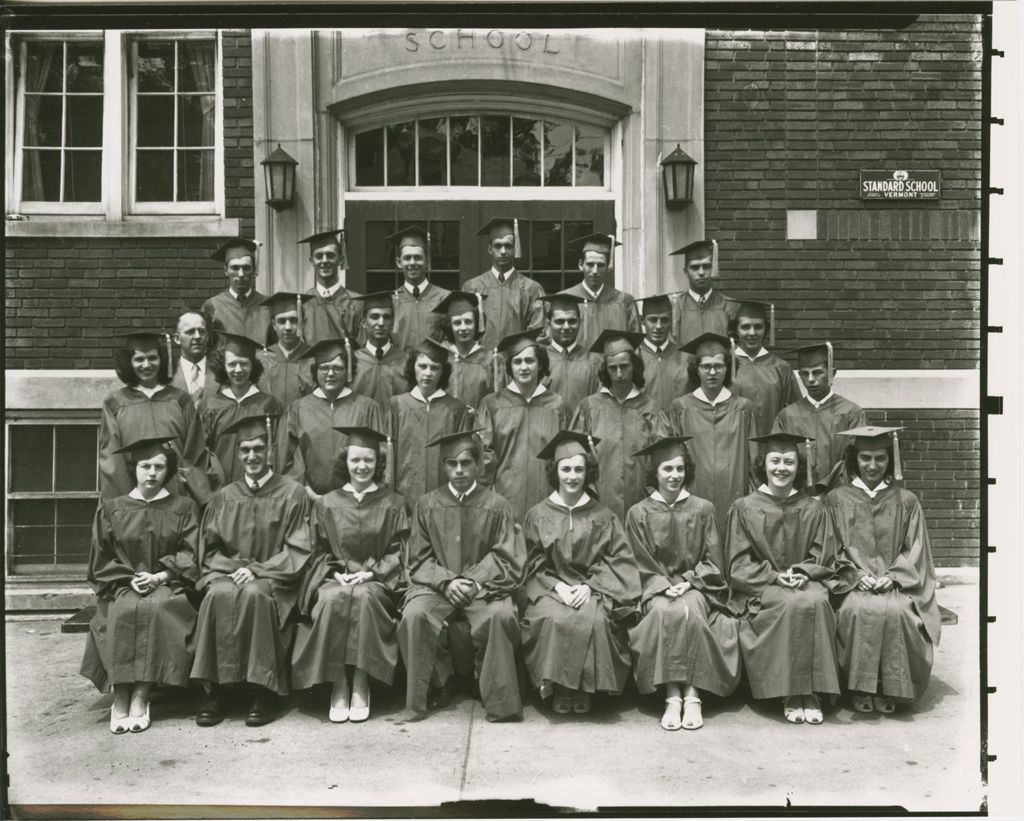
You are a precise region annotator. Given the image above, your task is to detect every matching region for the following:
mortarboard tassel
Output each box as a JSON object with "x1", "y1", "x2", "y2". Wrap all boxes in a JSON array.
[
  {"x1": 492, "y1": 348, "x2": 502, "y2": 393},
  {"x1": 711, "y1": 239, "x2": 719, "y2": 279},
  {"x1": 581, "y1": 298, "x2": 591, "y2": 347},
  {"x1": 769, "y1": 304, "x2": 776, "y2": 349},
  {"x1": 426, "y1": 230, "x2": 432, "y2": 274},
  {"x1": 607, "y1": 233, "x2": 616, "y2": 271},
  {"x1": 476, "y1": 291, "x2": 486, "y2": 336},
  {"x1": 163, "y1": 333, "x2": 173, "y2": 382},
  {"x1": 892, "y1": 430, "x2": 903, "y2": 482},
  {"x1": 344, "y1": 337, "x2": 353, "y2": 386},
  {"x1": 384, "y1": 434, "x2": 395, "y2": 488},
  {"x1": 513, "y1": 219, "x2": 522, "y2": 260},
  {"x1": 729, "y1": 336, "x2": 737, "y2": 383},
  {"x1": 806, "y1": 437, "x2": 816, "y2": 487},
  {"x1": 826, "y1": 340, "x2": 834, "y2": 388},
  {"x1": 252, "y1": 239, "x2": 263, "y2": 282}
]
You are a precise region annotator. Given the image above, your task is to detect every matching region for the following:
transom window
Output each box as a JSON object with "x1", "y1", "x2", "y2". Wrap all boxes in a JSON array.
[{"x1": 353, "y1": 115, "x2": 607, "y2": 188}]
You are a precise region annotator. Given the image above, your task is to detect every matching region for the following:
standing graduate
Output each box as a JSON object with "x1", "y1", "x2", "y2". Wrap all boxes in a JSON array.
[
  {"x1": 298, "y1": 229, "x2": 363, "y2": 346},
  {"x1": 388, "y1": 338, "x2": 475, "y2": 503},
  {"x1": 667, "y1": 333, "x2": 758, "y2": 530},
  {"x1": 543, "y1": 293, "x2": 602, "y2": 410},
  {"x1": 625, "y1": 436, "x2": 740, "y2": 732},
  {"x1": 201, "y1": 238, "x2": 270, "y2": 341},
  {"x1": 398, "y1": 430, "x2": 526, "y2": 721},
  {"x1": 477, "y1": 328, "x2": 571, "y2": 522},
  {"x1": 725, "y1": 432, "x2": 841, "y2": 725},
  {"x1": 386, "y1": 225, "x2": 451, "y2": 351},
  {"x1": 636, "y1": 293, "x2": 693, "y2": 415},
  {"x1": 522, "y1": 431, "x2": 641, "y2": 715},
  {"x1": 570, "y1": 330, "x2": 668, "y2": 522},
  {"x1": 171, "y1": 310, "x2": 218, "y2": 409},
  {"x1": 462, "y1": 217, "x2": 545, "y2": 352},
  {"x1": 191, "y1": 415, "x2": 311, "y2": 727},
  {"x1": 349, "y1": 291, "x2": 409, "y2": 407},
  {"x1": 255, "y1": 292, "x2": 316, "y2": 409},
  {"x1": 280, "y1": 337, "x2": 388, "y2": 501},
  {"x1": 433, "y1": 290, "x2": 493, "y2": 408},
  {"x1": 825, "y1": 426, "x2": 940, "y2": 714},
  {"x1": 667, "y1": 239, "x2": 738, "y2": 346},
  {"x1": 772, "y1": 341, "x2": 868, "y2": 493},
  {"x1": 291, "y1": 426, "x2": 409, "y2": 724},
  {"x1": 81, "y1": 435, "x2": 199, "y2": 735}
]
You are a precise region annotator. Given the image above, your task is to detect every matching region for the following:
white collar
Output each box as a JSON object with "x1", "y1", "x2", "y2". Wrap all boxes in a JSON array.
[
  {"x1": 366, "y1": 341, "x2": 393, "y2": 357},
  {"x1": 220, "y1": 384, "x2": 261, "y2": 404},
  {"x1": 135, "y1": 384, "x2": 164, "y2": 398},
  {"x1": 735, "y1": 347, "x2": 769, "y2": 361},
  {"x1": 549, "y1": 490, "x2": 591, "y2": 510},
  {"x1": 506, "y1": 381, "x2": 548, "y2": 400},
  {"x1": 246, "y1": 469, "x2": 275, "y2": 491},
  {"x1": 491, "y1": 267, "x2": 516, "y2": 282},
  {"x1": 403, "y1": 280, "x2": 429, "y2": 295},
  {"x1": 806, "y1": 391, "x2": 835, "y2": 410},
  {"x1": 343, "y1": 481, "x2": 378, "y2": 501},
  {"x1": 452, "y1": 341, "x2": 483, "y2": 358},
  {"x1": 852, "y1": 476, "x2": 890, "y2": 499},
  {"x1": 693, "y1": 386, "x2": 732, "y2": 406},
  {"x1": 449, "y1": 481, "x2": 478, "y2": 501},
  {"x1": 179, "y1": 357, "x2": 206, "y2": 373},
  {"x1": 550, "y1": 340, "x2": 578, "y2": 355},
  {"x1": 313, "y1": 386, "x2": 353, "y2": 401},
  {"x1": 651, "y1": 489, "x2": 690, "y2": 506},
  {"x1": 582, "y1": 283, "x2": 603, "y2": 300},
  {"x1": 411, "y1": 386, "x2": 447, "y2": 404},
  {"x1": 600, "y1": 385, "x2": 641, "y2": 403},
  {"x1": 317, "y1": 280, "x2": 343, "y2": 299},
  {"x1": 758, "y1": 483, "x2": 799, "y2": 498},
  {"x1": 643, "y1": 339, "x2": 670, "y2": 354},
  {"x1": 278, "y1": 343, "x2": 303, "y2": 359},
  {"x1": 689, "y1": 288, "x2": 713, "y2": 303},
  {"x1": 229, "y1": 287, "x2": 253, "y2": 301},
  {"x1": 129, "y1": 487, "x2": 170, "y2": 503}
]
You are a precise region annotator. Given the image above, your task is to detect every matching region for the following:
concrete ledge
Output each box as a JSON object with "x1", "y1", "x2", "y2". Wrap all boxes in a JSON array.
[
  {"x1": 6, "y1": 369, "x2": 120, "y2": 411},
  {"x1": 833, "y1": 369, "x2": 979, "y2": 410},
  {"x1": 5, "y1": 217, "x2": 241, "y2": 239},
  {"x1": 5, "y1": 584, "x2": 93, "y2": 613}
]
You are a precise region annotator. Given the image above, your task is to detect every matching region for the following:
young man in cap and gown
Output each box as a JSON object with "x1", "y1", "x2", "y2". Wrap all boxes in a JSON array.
[
  {"x1": 636, "y1": 293, "x2": 693, "y2": 415},
  {"x1": 433, "y1": 290, "x2": 494, "y2": 408},
  {"x1": 559, "y1": 232, "x2": 640, "y2": 351},
  {"x1": 349, "y1": 291, "x2": 410, "y2": 407},
  {"x1": 542, "y1": 293, "x2": 602, "y2": 410},
  {"x1": 668, "y1": 239, "x2": 738, "y2": 346},
  {"x1": 201, "y1": 238, "x2": 270, "y2": 341},
  {"x1": 255, "y1": 292, "x2": 316, "y2": 409},
  {"x1": 387, "y1": 225, "x2": 451, "y2": 351},
  {"x1": 298, "y1": 229, "x2": 363, "y2": 346}
]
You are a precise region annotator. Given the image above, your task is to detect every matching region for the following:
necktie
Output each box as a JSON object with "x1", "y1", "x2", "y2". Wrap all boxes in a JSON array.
[
  {"x1": 412, "y1": 285, "x2": 420, "y2": 299},
  {"x1": 498, "y1": 273, "x2": 506, "y2": 284},
  {"x1": 375, "y1": 347, "x2": 384, "y2": 362},
  {"x1": 192, "y1": 363, "x2": 201, "y2": 386}
]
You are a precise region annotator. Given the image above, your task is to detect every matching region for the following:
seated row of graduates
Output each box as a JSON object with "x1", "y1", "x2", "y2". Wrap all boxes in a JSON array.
[{"x1": 84, "y1": 412, "x2": 939, "y2": 735}]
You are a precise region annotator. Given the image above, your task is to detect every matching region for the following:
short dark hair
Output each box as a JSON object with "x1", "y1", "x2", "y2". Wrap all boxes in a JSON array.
[
  {"x1": 844, "y1": 443, "x2": 896, "y2": 484},
  {"x1": 597, "y1": 351, "x2": 646, "y2": 390},
  {"x1": 113, "y1": 343, "x2": 172, "y2": 387},
  {"x1": 643, "y1": 445, "x2": 696, "y2": 491},
  {"x1": 544, "y1": 450, "x2": 601, "y2": 492},
  {"x1": 503, "y1": 344, "x2": 550, "y2": 381},
  {"x1": 333, "y1": 445, "x2": 388, "y2": 485},
  {"x1": 209, "y1": 346, "x2": 264, "y2": 387},
  {"x1": 126, "y1": 446, "x2": 179, "y2": 488},
  {"x1": 404, "y1": 350, "x2": 452, "y2": 392},
  {"x1": 685, "y1": 352, "x2": 734, "y2": 393},
  {"x1": 309, "y1": 350, "x2": 358, "y2": 387},
  {"x1": 752, "y1": 447, "x2": 808, "y2": 490}
]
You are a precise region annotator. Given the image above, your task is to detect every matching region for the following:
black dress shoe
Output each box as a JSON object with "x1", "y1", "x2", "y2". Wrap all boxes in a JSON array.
[
  {"x1": 427, "y1": 679, "x2": 454, "y2": 711},
  {"x1": 245, "y1": 692, "x2": 280, "y2": 727},
  {"x1": 195, "y1": 691, "x2": 224, "y2": 727}
]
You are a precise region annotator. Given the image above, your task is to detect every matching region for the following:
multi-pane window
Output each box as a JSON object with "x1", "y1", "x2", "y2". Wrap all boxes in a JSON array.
[
  {"x1": 19, "y1": 39, "x2": 105, "y2": 203},
  {"x1": 354, "y1": 116, "x2": 607, "y2": 188},
  {"x1": 7, "y1": 423, "x2": 99, "y2": 575}
]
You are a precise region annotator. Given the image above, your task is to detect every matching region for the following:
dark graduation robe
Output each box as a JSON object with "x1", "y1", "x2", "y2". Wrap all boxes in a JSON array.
[
  {"x1": 201, "y1": 289, "x2": 271, "y2": 343},
  {"x1": 292, "y1": 486, "x2": 409, "y2": 688},
  {"x1": 825, "y1": 483, "x2": 940, "y2": 701},
  {"x1": 625, "y1": 492, "x2": 741, "y2": 696},
  {"x1": 638, "y1": 341, "x2": 692, "y2": 415},
  {"x1": 351, "y1": 344, "x2": 409, "y2": 408},
  {"x1": 667, "y1": 390, "x2": 758, "y2": 531},
  {"x1": 171, "y1": 358, "x2": 219, "y2": 409},
  {"x1": 80, "y1": 493, "x2": 199, "y2": 692},
  {"x1": 570, "y1": 389, "x2": 669, "y2": 522},
  {"x1": 200, "y1": 388, "x2": 283, "y2": 488},
  {"x1": 388, "y1": 390, "x2": 475, "y2": 503},
  {"x1": 399, "y1": 484, "x2": 526, "y2": 720},
  {"x1": 302, "y1": 284, "x2": 363, "y2": 347},
  {"x1": 724, "y1": 489, "x2": 841, "y2": 700},
  {"x1": 772, "y1": 393, "x2": 868, "y2": 490},
  {"x1": 732, "y1": 350, "x2": 802, "y2": 437},
  {"x1": 522, "y1": 495, "x2": 641, "y2": 694},
  {"x1": 447, "y1": 344, "x2": 494, "y2": 409},
  {"x1": 280, "y1": 388, "x2": 388, "y2": 496},
  {"x1": 256, "y1": 344, "x2": 316, "y2": 409},
  {"x1": 463, "y1": 269, "x2": 546, "y2": 352},
  {"x1": 545, "y1": 344, "x2": 602, "y2": 411},
  {"x1": 669, "y1": 290, "x2": 737, "y2": 347},
  {"x1": 99, "y1": 385, "x2": 209, "y2": 502},
  {"x1": 560, "y1": 284, "x2": 640, "y2": 351},
  {"x1": 190, "y1": 473, "x2": 311, "y2": 695},
  {"x1": 477, "y1": 386, "x2": 572, "y2": 522},
  {"x1": 391, "y1": 284, "x2": 451, "y2": 352}
]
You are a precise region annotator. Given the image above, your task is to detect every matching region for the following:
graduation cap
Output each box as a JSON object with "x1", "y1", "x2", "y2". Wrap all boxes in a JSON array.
[
  {"x1": 632, "y1": 435, "x2": 693, "y2": 463},
  {"x1": 210, "y1": 237, "x2": 259, "y2": 264},
  {"x1": 119, "y1": 328, "x2": 174, "y2": 382},
  {"x1": 727, "y1": 297, "x2": 777, "y2": 348},
  {"x1": 539, "y1": 293, "x2": 586, "y2": 315},
  {"x1": 426, "y1": 428, "x2": 484, "y2": 460},
  {"x1": 669, "y1": 238, "x2": 719, "y2": 279},
  {"x1": 791, "y1": 342, "x2": 835, "y2": 387},
  {"x1": 751, "y1": 432, "x2": 818, "y2": 486},
  {"x1": 386, "y1": 225, "x2": 430, "y2": 254},
  {"x1": 636, "y1": 293, "x2": 675, "y2": 317},
  {"x1": 259, "y1": 292, "x2": 315, "y2": 341},
  {"x1": 679, "y1": 332, "x2": 731, "y2": 359},
  {"x1": 352, "y1": 291, "x2": 396, "y2": 314},
  {"x1": 589, "y1": 329, "x2": 643, "y2": 357},
  {"x1": 410, "y1": 337, "x2": 450, "y2": 363},
  {"x1": 219, "y1": 331, "x2": 264, "y2": 360},
  {"x1": 839, "y1": 425, "x2": 905, "y2": 481},
  {"x1": 297, "y1": 228, "x2": 345, "y2": 256},
  {"x1": 476, "y1": 217, "x2": 522, "y2": 258},
  {"x1": 219, "y1": 412, "x2": 282, "y2": 443},
  {"x1": 334, "y1": 425, "x2": 396, "y2": 486},
  {"x1": 496, "y1": 327, "x2": 544, "y2": 357},
  {"x1": 307, "y1": 336, "x2": 355, "y2": 384},
  {"x1": 567, "y1": 232, "x2": 621, "y2": 264},
  {"x1": 536, "y1": 430, "x2": 601, "y2": 462},
  {"x1": 432, "y1": 290, "x2": 486, "y2": 338},
  {"x1": 113, "y1": 434, "x2": 177, "y2": 462}
]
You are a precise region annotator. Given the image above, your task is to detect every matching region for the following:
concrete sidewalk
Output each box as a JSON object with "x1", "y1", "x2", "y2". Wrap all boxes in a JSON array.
[{"x1": 5, "y1": 582, "x2": 984, "y2": 815}]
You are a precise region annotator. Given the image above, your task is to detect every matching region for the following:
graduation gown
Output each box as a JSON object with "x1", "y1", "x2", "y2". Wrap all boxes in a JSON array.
[
  {"x1": 522, "y1": 496, "x2": 641, "y2": 694},
  {"x1": 171, "y1": 359, "x2": 219, "y2": 409},
  {"x1": 302, "y1": 284, "x2": 362, "y2": 346},
  {"x1": 638, "y1": 342, "x2": 692, "y2": 415},
  {"x1": 351, "y1": 345, "x2": 409, "y2": 408},
  {"x1": 670, "y1": 290, "x2": 737, "y2": 347},
  {"x1": 200, "y1": 388, "x2": 283, "y2": 488},
  {"x1": 477, "y1": 386, "x2": 572, "y2": 522},
  {"x1": 667, "y1": 390, "x2": 758, "y2": 530},
  {"x1": 399, "y1": 485, "x2": 526, "y2": 719},
  {"x1": 99, "y1": 385, "x2": 209, "y2": 502},
  {"x1": 256, "y1": 344, "x2": 316, "y2": 409},
  {"x1": 625, "y1": 493, "x2": 741, "y2": 696},
  {"x1": 80, "y1": 493, "x2": 200, "y2": 692},
  {"x1": 825, "y1": 483, "x2": 940, "y2": 700},
  {"x1": 388, "y1": 391, "x2": 474, "y2": 503},
  {"x1": 201, "y1": 289, "x2": 270, "y2": 343},
  {"x1": 280, "y1": 389, "x2": 388, "y2": 496},
  {"x1": 463, "y1": 269, "x2": 545, "y2": 352},
  {"x1": 190, "y1": 473, "x2": 311, "y2": 694},
  {"x1": 570, "y1": 389, "x2": 669, "y2": 522},
  {"x1": 772, "y1": 394, "x2": 868, "y2": 490},
  {"x1": 448, "y1": 344, "x2": 494, "y2": 409},
  {"x1": 391, "y1": 284, "x2": 451, "y2": 352},
  {"x1": 292, "y1": 486, "x2": 409, "y2": 688},
  {"x1": 560, "y1": 284, "x2": 640, "y2": 351},
  {"x1": 546, "y1": 344, "x2": 602, "y2": 411},
  {"x1": 732, "y1": 351, "x2": 802, "y2": 437},
  {"x1": 725, "y1": 489, "x2": 840, "y2": 699}
]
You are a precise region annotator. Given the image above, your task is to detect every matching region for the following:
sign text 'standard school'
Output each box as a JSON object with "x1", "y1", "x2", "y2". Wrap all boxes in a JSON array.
[{"x1": 860, "y1": 170, "x2": 942, "y2": 200}]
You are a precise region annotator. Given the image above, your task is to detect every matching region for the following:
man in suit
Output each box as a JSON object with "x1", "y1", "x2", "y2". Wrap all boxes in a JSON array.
[{"x1": 171, "y1": 310, "x2": 218, "y2": 408}]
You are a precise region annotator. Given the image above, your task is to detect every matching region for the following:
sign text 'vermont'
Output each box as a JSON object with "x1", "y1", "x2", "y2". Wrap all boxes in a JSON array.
[
  {"x1": 860, "y1": 170, "x2": 942, "y2": 200},
  {"x1": 404, "y1": 30, "x2": 561, "y2": 55}
]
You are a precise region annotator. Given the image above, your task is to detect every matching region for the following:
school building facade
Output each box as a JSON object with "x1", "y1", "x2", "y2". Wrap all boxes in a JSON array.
[{"x1": 3, "y1": 17, "x2": 984, "y2": 607}]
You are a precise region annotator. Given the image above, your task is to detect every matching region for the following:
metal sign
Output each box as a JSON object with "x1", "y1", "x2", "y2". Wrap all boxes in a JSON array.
[{"x1": 860, "y1": 170, "x2": 942, "y2": 200}]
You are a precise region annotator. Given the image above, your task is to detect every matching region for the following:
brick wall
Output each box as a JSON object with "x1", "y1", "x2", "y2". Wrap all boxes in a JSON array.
[
  {"x1": 222, "y1": 30, "x2": 255, "y2": 237},
  {"x1": 705, "y1": 15, "x2": 983, "y2": 369}
]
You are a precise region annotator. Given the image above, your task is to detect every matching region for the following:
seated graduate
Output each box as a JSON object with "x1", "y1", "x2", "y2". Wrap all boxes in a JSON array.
[
  {"x1": 388, "y1": 338, "x2": 475, "y2": 503},
  {"x1": 825, "y1": 426, "x2": 940, "y2": 715},
  {"x1": 398, "y1": 430, "x2": 526, "y2": 722},
  {"x1": 570, "y1": 329, "x2": 668, "y2": 522},
  {"x1": 81, "y1": 435, "x2": 199, "y2": 735},
  {"x1": 636, "y1": 293, "x2": 693, "y2": 415},
  {"x1": 725, "y1": 432, "x2": 840, "y2": 726},
  {"x1": 625, "y1": 436, "x2": 740, "y2": 732},
  {"x1": 541, "y1": 293, "x2": 602, "y2": 410},
  {"x1": 255, "y1": 291, "x2": 316, "y2": 409},
  {"x1": 190, "y1": 414, "x2": 311, "y2": 728},
  {"x1": 291, "y1": 426, "x2": 409, "y2": 724},
  {"x1": 432, "y1": 290, "x2": 494, "y2": 409},
  {"x1": 521, "y1": 431, "x2": 641, "y2": 716},
  {"x1": 349, "y1": 291, "x2": 409, "y2": 408}
]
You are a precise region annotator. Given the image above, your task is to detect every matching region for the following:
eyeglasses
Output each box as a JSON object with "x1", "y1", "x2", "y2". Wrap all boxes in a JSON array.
[
  {"x1": 317, "y1": 365, "x2": 346, "y2": 374},
  {"x1": 698, "y1": 363, "x2": 726, "y2": 373}
]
